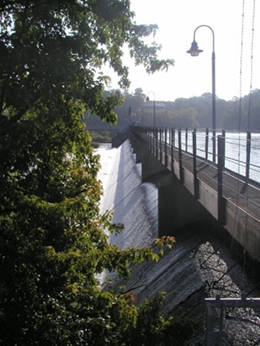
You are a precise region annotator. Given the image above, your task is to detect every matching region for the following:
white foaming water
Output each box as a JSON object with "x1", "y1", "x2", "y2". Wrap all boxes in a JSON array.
[{"x1": 96, "y1": 141, "x2": 158, "y2": 248}]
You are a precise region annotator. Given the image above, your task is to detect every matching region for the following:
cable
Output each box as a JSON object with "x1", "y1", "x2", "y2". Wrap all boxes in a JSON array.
[
  {"x1": 230, "y1": 0, "x2": 246, "y2": 258},
  {"x1": 247, "y1": 0, "x2": 256, "y2": 131},
  {"x1": 238, "y1": 0, "x2": 245, "y2": 132}
]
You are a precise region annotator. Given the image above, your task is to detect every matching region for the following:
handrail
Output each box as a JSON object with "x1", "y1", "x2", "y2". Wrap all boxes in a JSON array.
[
  {"x1": 136, "y1": 126, "x2": 260, "y2": 185},
  {"x1": 131, "y1": 125, "x2": 260, "y2": 224}
]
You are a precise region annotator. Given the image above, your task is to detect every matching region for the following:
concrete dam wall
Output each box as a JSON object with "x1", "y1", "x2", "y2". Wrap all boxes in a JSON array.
[{"x1": 96, "y1": 140, "x2": 260, "y2": 345}]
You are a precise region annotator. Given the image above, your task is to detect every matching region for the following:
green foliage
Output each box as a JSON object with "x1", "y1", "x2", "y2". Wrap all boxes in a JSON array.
[
  {"x1": 90, "y1": 130, "x2": 111, "y2": 148},
  {"x1": 90, "y1": 88, "x2": 260, "y2": 131},
  {"x1": 124, "y1": 293, "x2": 202, "y2": 346},
  {"x1": 0, "y1": 1, "x2": 202, "y2": 346},
  {"x1": 0, "y1": 0, "x2": 174, "y2": 123}
]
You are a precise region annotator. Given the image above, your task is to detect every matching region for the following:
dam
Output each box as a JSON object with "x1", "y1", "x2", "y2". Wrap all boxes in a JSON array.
[{"x1": 96, "y1": 140, "x2": 260, "y2": 345}]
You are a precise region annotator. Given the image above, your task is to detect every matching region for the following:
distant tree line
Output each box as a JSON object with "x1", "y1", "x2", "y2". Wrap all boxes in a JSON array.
[{"x1": 85, "y1": 88, "x2": 260, "y2": 132}]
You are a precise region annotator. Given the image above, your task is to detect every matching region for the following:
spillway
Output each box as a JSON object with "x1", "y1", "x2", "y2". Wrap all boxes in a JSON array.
[
  {"x1": 96, "y1": 140, "x2": 260, "y2": 345},
  {"x1": 97, "y1": 142, "x2": 158, "y2": 248}
]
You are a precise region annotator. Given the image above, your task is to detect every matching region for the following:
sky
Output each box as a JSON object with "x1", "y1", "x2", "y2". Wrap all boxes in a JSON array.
[{"x1": 106, "y1": 0, "x2": 259, "y2": 102}]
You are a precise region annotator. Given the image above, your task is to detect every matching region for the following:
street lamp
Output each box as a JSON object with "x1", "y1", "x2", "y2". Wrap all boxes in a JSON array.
[
  {"x1": 146, "y1": 91, "x2": 156, "y2": 127},
  {"x1": 187, "y1": 24, "x2": 216, "y2": 163}
]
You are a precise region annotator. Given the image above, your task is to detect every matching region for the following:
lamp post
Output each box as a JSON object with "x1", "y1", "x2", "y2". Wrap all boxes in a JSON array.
[
  {"x1": 187, "y1": 25, "x2": 216, "y2": 163},
  {"x1": 146, "y1": 91, "x2": 156, "y2": 127}
]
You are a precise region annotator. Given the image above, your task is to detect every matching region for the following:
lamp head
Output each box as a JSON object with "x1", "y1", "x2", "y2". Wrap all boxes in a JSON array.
[
  {"x1": 187, "y1": 40, "x2": 203, "y2": 56},
  {"x1": 146, "y1": 96, "x2": 150, "y2": 101}
]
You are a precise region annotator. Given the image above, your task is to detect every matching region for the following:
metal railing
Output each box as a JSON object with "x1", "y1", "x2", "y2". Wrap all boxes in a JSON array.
[
  {"x1": 140, "y1": 126, "x2": 260, "y2": 185},
  {"x1": 130, "y1": 126, "x2": 260, "y2": 345},
  {"x1": 206, "y1": 295, "x2": 260, "y2": 346}
]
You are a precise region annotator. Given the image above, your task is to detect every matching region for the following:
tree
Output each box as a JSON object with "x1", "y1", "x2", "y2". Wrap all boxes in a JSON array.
[
  {"x1": 0, "y1": 2, "x2": 200, "y2": 346},
  {"x1": 173, "y1": 108, "x2": 199, "y2": 129}
]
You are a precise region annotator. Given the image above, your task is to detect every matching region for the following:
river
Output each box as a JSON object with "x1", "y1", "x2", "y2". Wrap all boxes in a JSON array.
[{"x1": 165, "y1": 129, "x2": 260, "y2": 183}]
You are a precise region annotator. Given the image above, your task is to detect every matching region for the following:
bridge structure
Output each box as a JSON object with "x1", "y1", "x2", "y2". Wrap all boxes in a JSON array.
[{"x1": 112, "y1": 126, "x2": 260, "y2": 277}]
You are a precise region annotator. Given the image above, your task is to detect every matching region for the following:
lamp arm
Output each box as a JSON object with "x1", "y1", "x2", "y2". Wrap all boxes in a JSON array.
[{"x1": 193, "y1": 24, "x2": 215, "y2": 52}]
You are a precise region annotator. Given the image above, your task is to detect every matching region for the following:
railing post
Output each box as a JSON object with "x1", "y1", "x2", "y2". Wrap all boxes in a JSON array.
[
  {"x1": 160, "y1": 127, "x2": 163, "y2": 162},
  {"x1": 157, "y1": 128, "x2": 159, "y2": 158},
  {"x1": 171, "y1": 128, "x2": 175, "y2": 173},
  {"x1": 185, "y1": 127, "x2": 188, "y2": 152},
  {"x1": 150, "y1": 128, "x2": 152, "y2": 153},
  {"x1": 165, "y1": 127, "x2": 168, "y2": 167},
  {"x1": 178, "y1": 129, "x2": 184, "y2": 183},
  {"x1": 148, "y1": 127, "x2": 151, "y2": 152},
  {"x1": 246, "y1": 131, "x2": 251, "y2": 181},
  {"x1": 155, "y1": 127, "x2": 158, "y2": 159},
  {"x1": 153, "y1": 127, "x2": 155, "y2": 155},
  {"x1": 193, "y1": 129, "x2": 199, "y2": 199},
  {"x1": 218, "y1": 135, "x2": 225, "y2": 224},
  {"x1": 206, "y1": 304, "x2": 216, "y2": 346},
  {"x1": 205, "y1": 128, "x2": 209, "y2": 160},
  {"x1": 151, "y1": 127, "x2": 156, "y2": 156},
  {"x1": 222, "y1": 129, "x2": 226, "y2": 167},
  {"x1": 149, "y1": 127, "x2": 151, "y2": 152},
  {"x1": 205, "y1": 295, "x2": 260, "y2": 345}
]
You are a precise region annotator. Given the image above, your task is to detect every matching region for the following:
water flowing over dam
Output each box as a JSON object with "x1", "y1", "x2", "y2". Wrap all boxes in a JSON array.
[{"x1": 96, "y1": 140, "x2": 260, "y2": 345}]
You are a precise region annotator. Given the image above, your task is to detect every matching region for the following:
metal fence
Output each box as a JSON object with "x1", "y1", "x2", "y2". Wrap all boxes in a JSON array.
[{"x1": 206, "y1": 295, "x2": 260, "y2": 345}]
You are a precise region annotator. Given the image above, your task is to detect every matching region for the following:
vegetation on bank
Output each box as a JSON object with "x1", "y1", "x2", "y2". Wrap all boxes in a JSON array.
[
  {"x1": 90, "y1": 131, "x2": 111, "y2": 148},
  {"x1": 85, "y1": 88, "x2": 260, "y2": 131}
]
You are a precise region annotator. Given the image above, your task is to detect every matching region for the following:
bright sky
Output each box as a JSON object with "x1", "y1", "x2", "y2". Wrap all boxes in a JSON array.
[{"x1": 108, "y1": 0, "x2": 259, "y2": 102}]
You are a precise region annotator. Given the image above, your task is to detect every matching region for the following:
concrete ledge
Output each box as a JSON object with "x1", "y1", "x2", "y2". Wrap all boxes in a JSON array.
[
  {"x1": 225, "y1": 199, "x2": 260, "y2": 262},
  {"x1": 112, "y1": 131, "x2": 128, "y2": 148}
]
